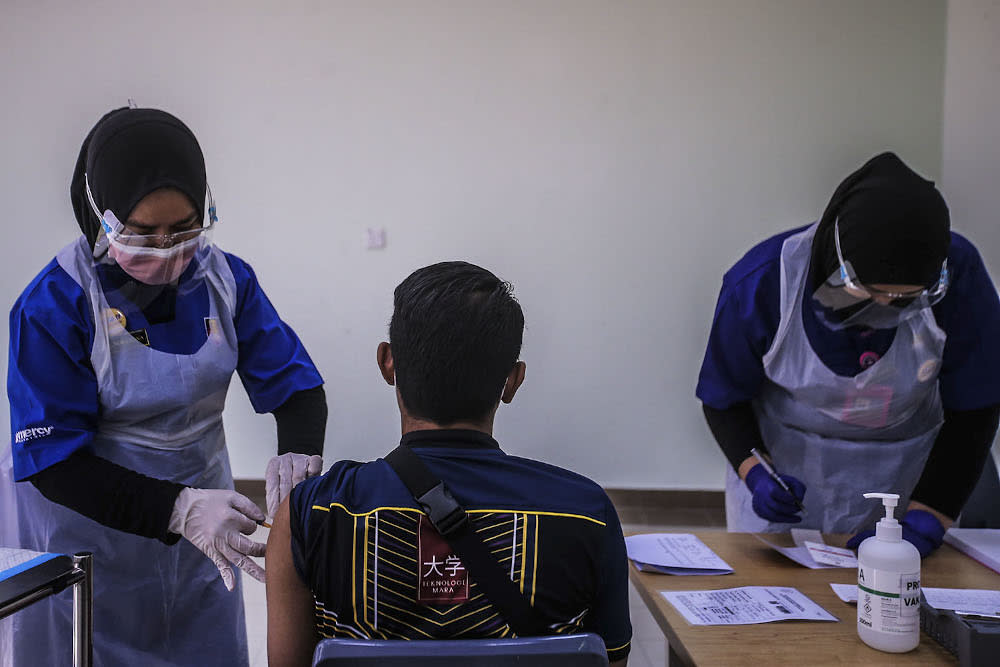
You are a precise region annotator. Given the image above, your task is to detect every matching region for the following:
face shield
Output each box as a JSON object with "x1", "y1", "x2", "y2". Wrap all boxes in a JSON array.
[
  {"x1": 85, "y1": 173, "x2": 217, "y2": 285},
  {"x1": 811, "y1": 219, "x2": 949, "y2": 330}
]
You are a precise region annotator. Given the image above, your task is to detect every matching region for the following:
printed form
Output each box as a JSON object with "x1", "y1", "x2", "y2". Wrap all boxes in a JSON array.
[
  {"x1": 755, "y1": 529, "x2": 857, "y2": 569},
  {"x1": 626, "y1": 533, "x2": 733, "y2": 575},
  {"x1": 662, "y1": 586, "x2": 838, "y2": 625}
]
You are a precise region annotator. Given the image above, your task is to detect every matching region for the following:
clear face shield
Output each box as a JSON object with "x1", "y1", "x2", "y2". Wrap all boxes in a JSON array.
[
  {"x1": 86, "y1": 174, "x2": 217, "y2": 285},
  {"x1": 811, "y1": 219, "x2": 949, "y2": 330}
]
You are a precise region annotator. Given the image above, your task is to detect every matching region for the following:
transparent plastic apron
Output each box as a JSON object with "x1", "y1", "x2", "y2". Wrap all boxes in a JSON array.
[
  {"x1": 725, "y1": 223, "x2": 945, "y2": 533},
  {"x1": 1, "y1": 236, "x2": 248, "y2": 666}
]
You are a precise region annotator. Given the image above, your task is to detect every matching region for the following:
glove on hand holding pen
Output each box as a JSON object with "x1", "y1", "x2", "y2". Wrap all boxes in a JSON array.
[{"x1": 745, "y1": 463, "x2": 807, "y2": 523}]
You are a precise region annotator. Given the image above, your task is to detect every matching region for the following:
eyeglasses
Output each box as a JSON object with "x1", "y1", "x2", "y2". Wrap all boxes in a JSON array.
[
  {"x1": 833, "y1": 218, "x2": 948, "y2": 303},
  {"x1": 85, "y1": 173, "x2": 217, "y2": 248}
]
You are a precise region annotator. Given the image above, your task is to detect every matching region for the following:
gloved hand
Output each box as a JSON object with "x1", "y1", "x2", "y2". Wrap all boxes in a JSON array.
[
  {"x1": 745, "y1": 463, "x2": 806, "y2": 523},
  {"x1": 846, "y1": 509, "x2": 946, "y2": 558},
  {"x1": 265, "y1": 452, "x2": 323, "y2": 519},
  {"x1": 169, "y1": 488, "x2": 267, "y2": 591}
]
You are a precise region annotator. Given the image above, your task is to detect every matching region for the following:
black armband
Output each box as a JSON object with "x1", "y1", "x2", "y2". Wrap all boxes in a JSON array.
[
  {"x1": 29, "y1": 451, "x2": 186, "y2": 544},
  {"x1": 273, "y1": 385, "x2": 328, "y2": 457},
  {"x1": 702, "y1": 401, "x2": 766, "y2": 473}
]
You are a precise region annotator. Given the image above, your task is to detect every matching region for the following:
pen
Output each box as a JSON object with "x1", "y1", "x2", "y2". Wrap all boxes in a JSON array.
[{"x1": 749, "y1": 448, "x2": 806, "y2": 514}]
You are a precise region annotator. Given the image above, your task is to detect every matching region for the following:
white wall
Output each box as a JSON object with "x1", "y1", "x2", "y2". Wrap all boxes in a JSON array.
[
  {"x1": 0, "y1": 0, "x2": 946, "y2": 488},
  {"x1": 942, "y1": 0, "x2": 1000, "y2": 271}
]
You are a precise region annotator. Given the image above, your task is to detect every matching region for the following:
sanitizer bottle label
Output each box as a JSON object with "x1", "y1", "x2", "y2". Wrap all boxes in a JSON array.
[{"x1": 857, "y1": 567, "x2": 920, "y2": 634}]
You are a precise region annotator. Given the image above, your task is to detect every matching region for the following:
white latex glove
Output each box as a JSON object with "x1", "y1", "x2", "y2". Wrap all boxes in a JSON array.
[
  {"x1": 265, "y1": 452, "x2": 323, "y2": 519},
  {"x1": 169, "y1": 488, "x2": 267, "y2": 591}
]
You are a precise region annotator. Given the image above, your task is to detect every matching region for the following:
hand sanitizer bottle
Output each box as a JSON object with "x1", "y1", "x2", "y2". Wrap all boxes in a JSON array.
[{"x1": 856, "y1": 492, "x2": 921, "y2": 652}]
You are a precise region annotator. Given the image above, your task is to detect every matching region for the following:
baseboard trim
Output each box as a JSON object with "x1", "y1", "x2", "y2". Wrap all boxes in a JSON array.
[{"x1": 603, "y1": 488, "x2": 724, "y2": 510}]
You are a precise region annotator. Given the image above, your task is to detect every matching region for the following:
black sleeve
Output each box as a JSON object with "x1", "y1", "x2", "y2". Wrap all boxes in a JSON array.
[
  {"x1": 273, "y1": 385, "x2": 328, "y2": 457},
  {"x1": 29, "y1": 451, "x2": 186, "y2": 544},
  {"x1": 702, "y1": 401, "x2": 766, "y2": 473},
  {"x1": 910, "y1": 404, "x2": 1000, "y2": 519}
]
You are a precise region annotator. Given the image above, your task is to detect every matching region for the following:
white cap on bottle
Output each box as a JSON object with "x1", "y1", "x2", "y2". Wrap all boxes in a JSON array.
[{"x1": 863, "y1": 492, "x2": 902, "y2": 542}]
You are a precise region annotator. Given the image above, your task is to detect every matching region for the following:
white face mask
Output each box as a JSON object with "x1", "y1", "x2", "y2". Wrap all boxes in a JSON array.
[{"x1": 108, "y1": 235, "x2": 201, "y2": 284}]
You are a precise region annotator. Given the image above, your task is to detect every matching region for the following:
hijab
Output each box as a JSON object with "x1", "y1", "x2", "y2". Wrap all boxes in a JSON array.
[
  {"x1": 70, "y1": 107, "x2": 207, "y2": 249},
  {"x1": 810, "y1": 152, "x2": 950, "y2": 291}
]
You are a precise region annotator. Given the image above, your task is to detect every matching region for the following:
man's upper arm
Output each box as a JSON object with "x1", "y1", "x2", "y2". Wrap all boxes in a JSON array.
[{"x1": 266, "y1": 497, "x2": 317, "y2": 667}]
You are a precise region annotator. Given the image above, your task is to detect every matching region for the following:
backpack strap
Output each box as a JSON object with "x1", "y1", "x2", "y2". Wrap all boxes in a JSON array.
[{"x1": 383, "y1": 444, "x2": 551, "y2": 636}]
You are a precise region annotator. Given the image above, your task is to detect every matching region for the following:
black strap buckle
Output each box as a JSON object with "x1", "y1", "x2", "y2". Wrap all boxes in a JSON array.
[{"x1": 416, "y1": 482, "x2": 468, "y2": 537}]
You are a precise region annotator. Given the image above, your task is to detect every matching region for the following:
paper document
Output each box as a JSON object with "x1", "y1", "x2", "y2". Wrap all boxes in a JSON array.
[
  {"x1": 754, "y1": 531, "x2": 856, "y2": 568},
  {"x1": 626, "y1": 533, "x2": 733, "y2": 575},
  {"x1": 755, "y1": 534, "x2": 835, "y2": 569},
  {"x1": 830, "y1": 583, "x2": 1000, "y2": 617},
  {"x1": 803, "y1": 542, "x2": 858, "y2": 568},
  {"x1": 944, "y1": 528, "x2": 1000, "y2": 575},
  {"x1": 830, "y1": 583, "x2": 858, "y2": 603},
  {"x1": 924, "y1": 588, "x2": 1000, "y2": 616},
  {"x1": 662, "y1": 586, "x2": 838, "y2": 625},
  {"x1": 0, "y1": 547, "x2": 58, "y2": 583}
]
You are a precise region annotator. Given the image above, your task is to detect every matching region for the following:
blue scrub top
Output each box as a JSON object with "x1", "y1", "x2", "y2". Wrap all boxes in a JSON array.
[
  {"x1": 697, "y1": 226, "x2": 1000, "y2": 412},
  {"x1": 8, "y1": 249, "x2": 323, "y2": 481}
]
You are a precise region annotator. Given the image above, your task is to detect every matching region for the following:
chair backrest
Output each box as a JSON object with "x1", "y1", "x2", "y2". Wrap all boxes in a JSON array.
[{"x1": 311, "y1": 633, "x2": 610, "y2": 667}]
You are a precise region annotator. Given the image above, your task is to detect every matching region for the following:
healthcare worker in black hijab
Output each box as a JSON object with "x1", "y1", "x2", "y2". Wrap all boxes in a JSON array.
[
  {"x1": 697, "y1": 152, "x2": 1000, "y2": 555},
  {"x1": 2, "y1": 107, "x2": 327, "y2": 665}
]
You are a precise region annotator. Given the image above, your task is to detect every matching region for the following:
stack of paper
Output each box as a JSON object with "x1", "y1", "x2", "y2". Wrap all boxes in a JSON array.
[
  {"x1": 944, "y1": 528, "x2": 1000, "y2": 575},
  {"x1": 663, "y1": 586, "x2": 838, "y2": 625},
  {"x1": 626, "y1": 533, "x2": 733, "y2": 575}
]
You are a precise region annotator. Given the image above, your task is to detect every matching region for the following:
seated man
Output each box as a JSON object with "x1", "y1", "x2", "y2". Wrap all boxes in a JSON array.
[{"x1": 266, "y1": 261, "x2": 631, "y2": 666}]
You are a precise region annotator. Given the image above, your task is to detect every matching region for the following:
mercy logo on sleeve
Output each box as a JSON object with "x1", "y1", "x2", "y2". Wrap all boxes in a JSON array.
[{"x1": 14, "y1": 426, "x2": 54, "y2": 444}]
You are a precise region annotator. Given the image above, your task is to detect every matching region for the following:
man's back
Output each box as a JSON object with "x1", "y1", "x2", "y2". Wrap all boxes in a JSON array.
[{"x1": 288, "y1": 429, "x2": 631, "y2": 663}]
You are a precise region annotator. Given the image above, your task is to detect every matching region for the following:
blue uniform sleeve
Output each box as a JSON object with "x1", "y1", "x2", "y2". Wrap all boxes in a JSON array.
[
  {"x1": 8, "y1": 260, "x2": 99, "y2": 481},
  {"x1": 696, "y1": 265, "x2": 782, "y2": 409},
  {"x1": 934, "y1": 233, "x2": 1000, "y2": 410},
  {"x1": 225, "y1": 253, "x2": 324, "y2": 413},
  {"x1": 582, "y1": 495, "x2": 631, "y2": 662}
]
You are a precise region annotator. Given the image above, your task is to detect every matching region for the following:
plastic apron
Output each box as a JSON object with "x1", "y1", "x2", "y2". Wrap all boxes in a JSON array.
[
  {"x1": 1, "y1": 236, "x2": 249, "y2": 666},
  {"x1": 725, "y1": 223, "x2": 946, "y2": 534}
]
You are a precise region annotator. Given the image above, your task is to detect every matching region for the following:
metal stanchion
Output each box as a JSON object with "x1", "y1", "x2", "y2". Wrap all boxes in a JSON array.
[{"x1": 71, "y1": 552, "x2": 93, "y2": 667}]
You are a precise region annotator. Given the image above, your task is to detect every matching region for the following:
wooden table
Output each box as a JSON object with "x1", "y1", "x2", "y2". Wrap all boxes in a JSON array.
[{"x1": 628, "y1": 532, "x2": 1000, "y2": 666}]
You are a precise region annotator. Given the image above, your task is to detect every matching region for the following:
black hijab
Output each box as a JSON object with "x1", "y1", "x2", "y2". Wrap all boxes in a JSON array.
[
  {"x1": 70, "y1": 107, "x2": 207, "y2": 249},
  {"x1": 810, "y1": 152, "x2": 950, "y2": 291}
]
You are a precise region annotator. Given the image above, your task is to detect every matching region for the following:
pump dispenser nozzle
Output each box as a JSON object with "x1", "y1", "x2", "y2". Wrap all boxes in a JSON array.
[{"x1": 863, "y1": 492, "x2": 902, "y2": 542}]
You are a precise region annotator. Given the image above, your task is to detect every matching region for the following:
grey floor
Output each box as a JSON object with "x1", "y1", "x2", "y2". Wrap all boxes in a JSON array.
[{"x1": 243, "y1": 496, "x2": 726, "y2": 667}]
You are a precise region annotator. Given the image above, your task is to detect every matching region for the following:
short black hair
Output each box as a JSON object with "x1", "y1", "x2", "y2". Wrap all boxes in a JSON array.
[{"x1": 389, "y1": 261, "x2": 524, "y2": 425}]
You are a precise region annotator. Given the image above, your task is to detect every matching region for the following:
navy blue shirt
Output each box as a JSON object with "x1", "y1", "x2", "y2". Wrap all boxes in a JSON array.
[
  {"x1": 697, "y1": 226, "x2": 1000, "y2": 412},
  {"x1": 289, "y1": 429, "x2": 632, "y2": 663},
  {"x1": 8, "y1": 247, "x2": 322, "y2": 480}
]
